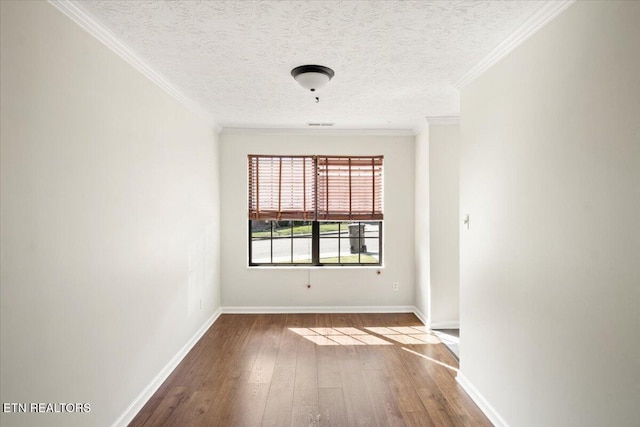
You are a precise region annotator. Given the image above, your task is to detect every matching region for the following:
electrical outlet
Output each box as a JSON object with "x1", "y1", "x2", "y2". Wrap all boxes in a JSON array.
[{"x1": 392, "y1": 282, "x2": 399, "y2": 291}]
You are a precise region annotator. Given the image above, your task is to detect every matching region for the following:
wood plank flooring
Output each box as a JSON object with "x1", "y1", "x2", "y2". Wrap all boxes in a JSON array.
[{"x1": 129, "y1": 313, "x2": 491, "y2": 427}]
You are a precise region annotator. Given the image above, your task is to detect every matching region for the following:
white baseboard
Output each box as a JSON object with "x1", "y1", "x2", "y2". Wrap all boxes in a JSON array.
[
  {"x1": 110, "y1": 305, "x2": 440, "y2": 426},
  {"x1": 408, "y1": 309, "x2": 459, "y2": 330},
  {"x1": 221, "y1": 305, "x2": 415, "y2": 314},
  {"x1": 456, "y1": 371, "x2": 509, "y2": 427},
  {"x1": 430, "y1": 320, "x2": 459, "y2": 329},
  {"x1": 110, "y1": 307, "x2": 222, "y2": 427},
  {"x1": 412, "y1": 307, "x2": 429, "y2": 327}
]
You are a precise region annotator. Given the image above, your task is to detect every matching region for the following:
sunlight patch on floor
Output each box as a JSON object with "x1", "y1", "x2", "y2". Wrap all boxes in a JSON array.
[
  {"x1": 289, "y1": 327, "x2": 393, "y2": 346},
  {"x1": 366, "y1": 326, "x2": 440, "y2": 345},
  {"x1": 288, "y1": 326, "x2": 441, "y2": 346},
  {"x1": 401, "y1": 347, "x2": 459, "y2": 372}
]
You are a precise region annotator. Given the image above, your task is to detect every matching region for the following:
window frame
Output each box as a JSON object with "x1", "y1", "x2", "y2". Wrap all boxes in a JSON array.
[
  {"x1": 248, "y1": 220, "x2": 383, "y2": 267},
  {"x1": 247, "y1": 154, "x2": 384, "y2": 268}
]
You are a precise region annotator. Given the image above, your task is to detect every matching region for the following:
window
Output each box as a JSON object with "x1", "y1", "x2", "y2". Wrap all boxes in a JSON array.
[{"x1": 248, "y1": 155, "x2": 383, "y2": 266}]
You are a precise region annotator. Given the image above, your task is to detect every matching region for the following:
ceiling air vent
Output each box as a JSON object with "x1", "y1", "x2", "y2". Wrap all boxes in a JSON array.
[{"x1": 307, "y1": 122, "x2": 335, "y2": 127}]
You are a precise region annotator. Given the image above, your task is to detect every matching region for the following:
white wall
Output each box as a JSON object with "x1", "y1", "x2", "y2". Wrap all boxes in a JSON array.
[
  {"x1": 0, "y1": 2, "x2": 220, "y2": 426},
  {"x1": 220, "y1": 131, "x2": 415, "y2": 309},
  {"x1": 414, "y1": 124, "x2": 460, "y2": 327},
  {"x1": 413, "y1": 130, "x2": 430, "y2": 323},
  {"x1": 459, "y1": 1, "x2": 639, "y2": 426},
  {"x1": 429, "y1": 125, "x2": 460, "y2": 327}
]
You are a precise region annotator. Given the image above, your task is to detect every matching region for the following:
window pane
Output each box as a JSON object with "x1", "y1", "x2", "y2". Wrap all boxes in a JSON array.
[
  {"x1": 251, "y1": 219, "x2": 380, "y2": 266},
  {"x1": 293, "y1": 238, "x2": 312, "y2": 264},
  {"x1": 363, "y1": 223, "x2": 380, "y2": 260},
  {"x1": 251, "y1": 220, "x2": 314, "y2": 265},
  {"x1": 319, "y1": 235, "x2": 343, "y2": 263},
  {"x1": 250, "y1": 220, "x2": 272, "y2": 263},
  {"x1": 363, "y1": 222, "x2": 379, "y2": 238},
  {"x1": 289, "y1": 221, "x2": 313, "y2": 236},
  {"x1": 318, "y1": 222, "x2": 347, "y2": 234},
  {"x1": 318, "y1": 221, "x2": 343, "y2": 263},
  {"x1": 271, "y1": 235, "x2": 293, "y2": 263},
  {"x1": 317, "y1": 221, "x2": 380, "y2": 265},
  {"x1": 360, "y1": 250, "x2": 380, "y2": 264},
  {"x1": 251, "y1": 220, "x2": 272, "y2": 236}
]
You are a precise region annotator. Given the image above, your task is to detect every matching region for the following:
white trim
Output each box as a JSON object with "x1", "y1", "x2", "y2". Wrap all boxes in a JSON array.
[
  {"x1": 108, "y1": 305, "x2": 434, "y2": 426},
  {"x1": 247, "y1": 265, "x2": 384, "y2": 271},
  {"x1": 47, "y1": 0, "x2": 218, "y2": 130},
  {"x1": 221, "y1": 305, "x2": 415, "y2": 314},
  {"x1": 456, "y1": 371, "x2": 510, "y2": 427},
  {"x1": 454, "y1": 0, "x2": 575, "y2": 89},
  {"x1": 424, "y1": 116, "x2": 460, "y2": 126},
  {"x1": 412, "y1": 306, "x2": 430, "y2": 328},
  {"x1": 221, "y1": 127, "x2": 415, "y2": 136},
  {"x1": 432, "y1": 330, "x2": 459, "y2": 344},
  {"x1": 430, "y1": 320, "x2": 460, "y2": 329},
  {"x1": 110, "y1": 308, "x2": 222, "y2": 427}
]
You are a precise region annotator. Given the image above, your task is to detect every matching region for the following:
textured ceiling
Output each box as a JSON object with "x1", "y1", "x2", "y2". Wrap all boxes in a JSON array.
[{"x1": 76, "y1": 0, "x2": 549, "y2": 131}]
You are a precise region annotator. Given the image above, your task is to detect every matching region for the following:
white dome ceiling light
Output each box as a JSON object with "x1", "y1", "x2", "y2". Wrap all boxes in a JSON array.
[{"x1": 291, "y1": 65, "x2": 334, "y2": 92}]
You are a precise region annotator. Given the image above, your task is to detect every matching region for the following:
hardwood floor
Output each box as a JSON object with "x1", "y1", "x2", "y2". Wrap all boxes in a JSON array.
[{"x1": 129, "y1": 313, "x2": 491, "y2": 427}]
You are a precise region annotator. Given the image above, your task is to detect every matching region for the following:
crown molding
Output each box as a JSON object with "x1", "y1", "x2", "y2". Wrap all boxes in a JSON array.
[
  {"x1": 48, "y1": 0, "x2": 219, "y2": 130},
  {"x1": 425, "y1": 116, "x2": 460, "y2": 125},
  {"x1": 220, "y1": 127, "x2": 416, "y2": 136},
  {"x1": 454, "y1": 0, "x2": 575, "y2": 90}
]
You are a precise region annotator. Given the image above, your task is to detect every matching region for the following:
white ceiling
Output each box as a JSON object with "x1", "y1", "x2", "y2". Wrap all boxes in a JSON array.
[{"x1": 73, "y1": 0, "x2": 554, "y2": 131}]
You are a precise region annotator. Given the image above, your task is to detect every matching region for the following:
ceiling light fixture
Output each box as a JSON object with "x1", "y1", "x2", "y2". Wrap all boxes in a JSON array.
[{"x1": 291, "y1": 65, "x2": 334, "y2": 92}]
